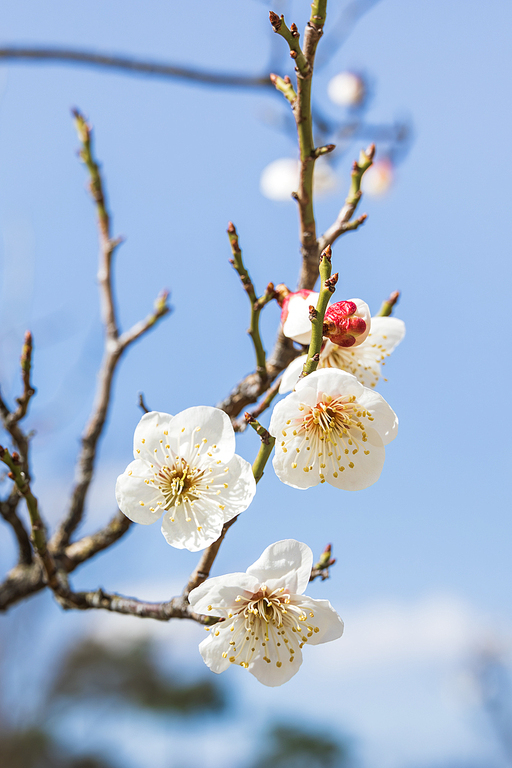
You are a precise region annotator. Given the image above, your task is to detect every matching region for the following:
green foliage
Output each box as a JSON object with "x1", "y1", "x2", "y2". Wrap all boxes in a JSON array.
[
  {"x1": 49, "y1": 639, "x2": 225, "y2": 715},
  {"x1": 0, "y1": 727, "x2": 114, "y2": 768},
  {"x1": 248, "y1": 723, "x2": 350, "y2": 768}
]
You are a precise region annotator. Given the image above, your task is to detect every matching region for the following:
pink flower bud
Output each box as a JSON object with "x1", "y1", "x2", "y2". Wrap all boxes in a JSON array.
[{"x1": 323, "y1": 298, "x2": 371, "y2": 348}]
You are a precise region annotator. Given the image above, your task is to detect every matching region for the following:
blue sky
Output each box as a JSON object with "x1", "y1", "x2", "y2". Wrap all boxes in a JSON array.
[{"x1": 1, "y1": 1, "x2": 512, "y2": 766}]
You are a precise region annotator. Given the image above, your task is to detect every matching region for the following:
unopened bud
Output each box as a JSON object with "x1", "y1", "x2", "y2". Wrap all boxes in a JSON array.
[{"x1": 323, "y1": 299, "x2": 370, "y2": 348}]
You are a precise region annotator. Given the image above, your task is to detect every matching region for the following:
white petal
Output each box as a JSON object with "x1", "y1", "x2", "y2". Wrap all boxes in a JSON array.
[
  {"x1": 272, "y1": 438, "x2": 320, "y2": 490},
  {"x1": 248, "y1": 633, "x2": 303, "y2": 687},
  {"x1": 291, "y1": 596, "x2": 344, "y2": 645},
  {"x1": 188, "y1": 573, "x2": 260, "y2": 617},
  {"x1": 246, "y1": 540, "x2": 313, "y2": 595},
  {"x1": 168, "y1": 406, "x2": 236, "y2": 465},
  {"x1": 357, "y1": 388, "x2": 398, "y2": 445},
  {"x1": 282, "y1": 292, "x2": 319, "y2": 345},
  {"x1": 198, "y1": 630, "x2": 233, "y2": 674},
  {"x1": 115, "y1": 459, "x2": 163, "y2": 524},
  {"x1": 132, "y1": 411, "x2": 173, "y2": 463},
  {"x1": 208, "y1": 453, "x2": 256, "y2": 519},
  {"x1": 326, "y1": 426, "x2": 385, "y2": 491},
  {"x1": 279, "y1": 355, "x2": 306, "y2": 394},
  {"x1": 160, "y1": 501, "x2": 225, "y2": 551},
  {"x1": 293, "y1": 367, "x2": 363, "y2": 399},
  {"x1": 369, "y1": 316, "x2": 406, "y2": 353}
]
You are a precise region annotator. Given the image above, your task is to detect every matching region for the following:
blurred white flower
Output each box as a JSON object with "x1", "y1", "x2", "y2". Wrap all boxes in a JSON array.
[
  {"x1": 327, "y1": 71, "x2": 365, "y2": 107},
  {"x1": 362, "y1": 158, "x2": 394, "y2": 196},
  {"x1": 280, "y1": 316, "x2": 406, "y2": 392},
  {"x1": 115, "y1": 408, "x2": 256, "y2": 551},
  {"x1": 260, "y1": 157, "x2": 338, "y2": 201},
  {"x1": 189, "y1": 539, "x2": 344, "y2": 687},
  {"x1": 270, "y1": 368, "x2": 398, "y2": 491}
]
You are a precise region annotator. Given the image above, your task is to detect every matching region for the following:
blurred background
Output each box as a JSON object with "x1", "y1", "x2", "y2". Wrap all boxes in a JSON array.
[{"x1": 1, "y1": 1, "x2": 511, "y2": 766}]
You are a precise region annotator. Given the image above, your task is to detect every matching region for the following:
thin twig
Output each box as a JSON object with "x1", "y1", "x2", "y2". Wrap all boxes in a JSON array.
[
  {"x1": 0, "y1": 488, "x2": 33, "y2": 565},
  {"x1": 0, "y1": 46, "x2": 272, "y2": 89},
  {"x1": 232, "y1": 377, "x2": 283, "y2": 432},
  {"x1": 376, "y1": 290, "x2": 400, "y2": 317},
  {"x1": 227, "y1": 222, "x2": 269, "y2": 382},
  {"x1": 51, "y1": 115, "x2": 170, "y2": 552},
  {"x1": 301, "y1": 246, "x2": 336, "y2": 377},
  {"x1": 318, "y1": 144, "x2": 375, "y2": 252},
  {"x1": 0, "y1": 447, "x2": 62, "y2": 591}
]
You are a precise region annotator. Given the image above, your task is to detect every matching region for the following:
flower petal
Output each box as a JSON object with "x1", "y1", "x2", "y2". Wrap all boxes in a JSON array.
[
  {"x1": 279, "y1": 355, "x2": 306, "y2": 394},
  {"x1": 248, "y1": 635, "x2": 303, "y2": 687},
  {"x1": 115, "y1": 459, "x2": 163, "y2": 524},
  {"x1": 198, "y1": 630, "x2": 233, "y2": 675},
  {"x1": 369, "y1": 316, "x2": 406, "y2": 353},
  {"x1": 290, "y1": 596, "x2": 344, "y2": 645},
  {"x1": 326, "y1": 425, "x2": 385, "y2": 490},
  {"x1": 160, "y1": 501, "x2": 225, "y2": 551},
  {"x1": 293, "y1": 367, "x2": 364, "y2": 399},
  {"x1": 168, "y1": 406, "x2": 236, "y2": 465},
  {"x1": 282, "y1": 292, "x2": 319, "y2": 345},
  {"x1": 133, "y1": 411, "x2": 173, "y2": 463},
  {"x1": 246, "y1": 540, "x2": 313, "y2": 595},
  {"x1": 356, "y1": 388, "x2": 398, "y2": 445},
  {"x1": 188, "y1": 573, "x2": 260, "y2": 617}
]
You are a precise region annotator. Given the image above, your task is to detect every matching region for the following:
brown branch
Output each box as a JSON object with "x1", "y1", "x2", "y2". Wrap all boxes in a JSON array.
[
  {"x1": 51, "y1": 116, "x2": 170, "y2": 552},
  {"x1": 0, "y1": 488, "x2": 33, "y2": 565},
  {"x1": 183, "y1": 517, "x2": 239, "y2": 599},
  {"x1": 0, "y1": 446, "x2": 63, "y2": 592},
  {"x1": 0, "y1": 46, "x2": 273, "y2": 89},
  {"x1": 233, "y1": 377, "x2": 283, "y2": 432},
  {"x1": 0, "y1": 509, "x2": 134, "y2": 612},
  {"x1": 62, "y1": 510, "x2": 132, "y2": 570}
]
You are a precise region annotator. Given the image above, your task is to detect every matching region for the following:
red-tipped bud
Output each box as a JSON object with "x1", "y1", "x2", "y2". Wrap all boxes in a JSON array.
[{"x1": 323, "y1": 298, "x2": 371, "y2": 348}]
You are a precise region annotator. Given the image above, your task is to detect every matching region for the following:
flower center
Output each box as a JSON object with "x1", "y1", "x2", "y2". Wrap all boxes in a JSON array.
[
  {"x1": 302, "y1": 394, "x2": 365, "y2": 441},
  {"x1": 157, "y1": 457, "x2": 205, "y2": 509},
  {"x1": 210, "y1": 585, "x2": 320, "y2": 671}
]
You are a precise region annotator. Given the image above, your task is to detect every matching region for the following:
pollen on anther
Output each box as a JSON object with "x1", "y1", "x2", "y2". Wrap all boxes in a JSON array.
[
  {"x1": 349, "y1": 462, "x2": 355, "y2": 469},
  {"x1": 219, "y1": 504, "x2": 225, "y2": 511},
  {"x1": 141, "y1": 438, "x2": 146, "y2": 444},
  {"x1": 139, "y1": 501, "x2": 145, "y2": 506}
]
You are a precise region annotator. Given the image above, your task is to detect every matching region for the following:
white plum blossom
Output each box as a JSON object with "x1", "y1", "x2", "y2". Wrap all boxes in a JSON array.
[
  {"x1": 260, "y1": 157, "x2": 338, "y2": 202},
  {"x1": 270, "y1": 368, "x2": 398, "y2": 491},
  {"x1": 189, "y1": 539, "x2": 344, "y2": 687},
  {"x1": 280, "y1": 316, "x2": 406, "y2": 393},
  {"x1": 281, "y1": 289, "x2": 320, "y2": 345},
  {"x1": 327, "y1": 71, "x2": 366, "y2": 107},
  {"x1": 115, "y1": 407, "x2": 256, "y2": 551}
]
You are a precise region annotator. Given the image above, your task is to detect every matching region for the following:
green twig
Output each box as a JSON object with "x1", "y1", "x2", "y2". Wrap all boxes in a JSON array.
[
  {"x1": 245, "y1": 414, "x2": 276, "y2": 484},
  {"x1": 269, "y1": 12, "x2": 311, "y2": 77},
  {"x1": 302, "y1": 245, "x2": 337, "y2": 377},
  {"x1": 319, "y1": 144, "x2": 375, "y2": 251},
  {"x1": 228, "y1": 222, "x2": 270, "y2": 381},
  {"x1": 269, "y1": 73, "x2": 297, "y2": 104},
  {"x1": 376, "y1": 290, "x2": 400, "y2": 317}
]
